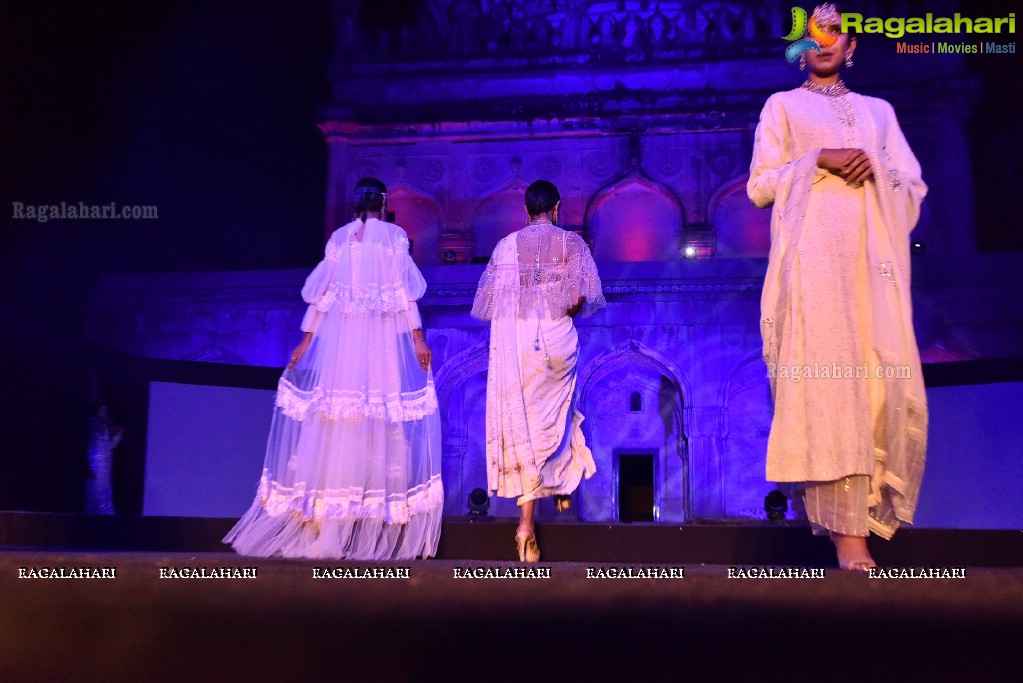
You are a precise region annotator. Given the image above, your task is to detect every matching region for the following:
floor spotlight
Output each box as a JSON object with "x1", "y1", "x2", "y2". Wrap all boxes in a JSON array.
[
  {"x1": 467, "y1": 487, "x2": 490, "y2": 518},
  {"x1": 764, "y1": 490, "x2": 788, "y2": 522}
]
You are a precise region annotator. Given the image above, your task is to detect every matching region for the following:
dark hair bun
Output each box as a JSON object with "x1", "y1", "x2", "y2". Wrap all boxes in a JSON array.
[
  {"x1": 525, "y1": 180, "x2": 560, "y2": 217},
  {"x1": 354, "y1": 177, "x2": 387, "y2": 215}
]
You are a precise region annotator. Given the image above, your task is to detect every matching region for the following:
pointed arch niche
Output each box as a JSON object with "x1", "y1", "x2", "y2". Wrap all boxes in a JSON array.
[
  {"x1": 434, "y1": 342, "x2": 527, "y2": 519},
  {"x1": 710, "y1": 174, "x2": 771, "y2": 258},
  {"x1": 719, "y1": 353, "x2": 774, "y2": 519},
  {"x1": 471, "y1": 177, "x2": 528, "y2": 261},
  {"x1": 387, "y1": 181, "x2": 445, "y2": 266},
  {"x1": 576, "y1": 340, "x2": 693, "y2": 523},
  {"x1": 586, "y1": 171, "x2": 684, "y2": 262}
]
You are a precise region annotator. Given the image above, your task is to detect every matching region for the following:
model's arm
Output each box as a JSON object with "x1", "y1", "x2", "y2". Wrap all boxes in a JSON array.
[
  {"x1": 288, "y1": 331, "x2": 313, "y2": 370},
  {"x1": 412, "y1": 325, "x2": 431, "y2": 371},
  {"x1": 470, "y1": 246, "x2": 501, "y2": 321},
  {"x1": 567, "y1": 298, "x2": 585, "y2": 318},
  {"x1": 400, "y1": 232, "x2": 432, "y2": 370},
  {"x1": 564, "y1": 233, "x2": 605, "y2": 319},
  {"x1": 288, "y1": 238, "x2": 339, "y2": 369},
  {"x1": 747, "y1": 95, "x2": 828, "y2": 208},
  {"x1": 882, "y1": 102, "x2": 927, "y2": 230}
]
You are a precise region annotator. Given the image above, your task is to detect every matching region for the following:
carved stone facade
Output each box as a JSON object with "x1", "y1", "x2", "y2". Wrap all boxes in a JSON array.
[{"x1": 86, "y1": 1, "x2": 1023, "y2": 522}]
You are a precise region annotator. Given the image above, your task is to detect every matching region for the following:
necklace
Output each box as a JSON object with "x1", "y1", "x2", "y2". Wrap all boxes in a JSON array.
[{"x1": 801, "y1": 79, "x2": 851, "y2": 97}]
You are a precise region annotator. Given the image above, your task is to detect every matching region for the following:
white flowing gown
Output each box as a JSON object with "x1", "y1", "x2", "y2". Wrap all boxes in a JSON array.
[
  {"x1": 472, "y1": 222, "x2": 605, "y2": 504},
  {"x1": 225, "y1": 218, "x2": 443, "y2": 559}
]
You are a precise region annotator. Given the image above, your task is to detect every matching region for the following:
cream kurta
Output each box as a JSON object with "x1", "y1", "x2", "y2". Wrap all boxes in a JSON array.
[
  {"x1": 472, "y1": 223, "x2": 605, "y2": 503},
  {"x1": 749, "y1": 88, "x2": 928, "y2": 533}
]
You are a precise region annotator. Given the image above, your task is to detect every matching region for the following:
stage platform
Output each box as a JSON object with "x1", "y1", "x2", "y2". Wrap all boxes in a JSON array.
[
  {"x1": 2, "y1": 511, "x2": 1022, "y2": 567},
  {"x1": 3, "y1": 513, "x2": 1022, "y2": 679},
  {"x1": 2, "y1": 548, "x2": 1021, "y2": 681}
]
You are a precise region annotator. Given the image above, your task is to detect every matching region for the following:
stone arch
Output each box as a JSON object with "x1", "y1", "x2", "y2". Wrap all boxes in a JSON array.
[
  {"x1": 470, "y1": 177, "x2": 528, "y2": 261},
  {"x1": 709, "y1": 174, "x2": 771, "y2": 258},
  {"x1": 433, "y1": 342, "x2": 492, "y2": 516},
  {"x1": 576, "y1": 340, "x2": 693, "y2": 522},
  {"x1": 585, "y1": 170, "x2": 685, "y2": 262},
  {"x1": 719, "y1": 352, "x2": 774, "y2": 519},
  {"x1": 387, "y1": 180, "x2": 445, "y2": 266}
]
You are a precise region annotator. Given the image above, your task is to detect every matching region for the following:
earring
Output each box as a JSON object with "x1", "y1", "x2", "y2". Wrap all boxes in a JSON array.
[
  {"x1": 552, "y1": 206, "x2": 559, "y2": 225},
  {"x1": 799, "y1": 53, "x2": 806, "y2": 71},
  {"x1": 845, "y1": 51, "x2": 854, "y2": 67}
]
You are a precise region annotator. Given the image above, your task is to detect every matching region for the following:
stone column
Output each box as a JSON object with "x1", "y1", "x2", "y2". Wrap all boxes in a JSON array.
[
  {"x1": 686, "y1": 404, "x2": 726, "y2": 519},
  {"x1": 318, "y1": 121, "x2": 351, "y2": 240}
]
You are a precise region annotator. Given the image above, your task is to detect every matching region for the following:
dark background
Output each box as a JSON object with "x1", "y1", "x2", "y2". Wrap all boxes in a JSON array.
[
  {"x1": 0, "y1": 0, "x2": 333, "y2": 512},
  {"x1": 0, "y1": 0, "x2": 1019, "y2": 513}
]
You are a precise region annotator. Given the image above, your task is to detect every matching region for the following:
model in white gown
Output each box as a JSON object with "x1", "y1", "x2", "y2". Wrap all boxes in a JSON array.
[
  {"x1": 472, "y1": 222, "x2": 604, "y2": 505},
  {"x1": 472, "y1": 180, "x2": 604, "y2": 561},
  {"x1": 225, "y1": 213, "x2": 443, "y2": 560}
]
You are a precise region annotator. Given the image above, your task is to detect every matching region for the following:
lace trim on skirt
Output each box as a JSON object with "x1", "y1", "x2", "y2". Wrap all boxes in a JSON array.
[
  {"x1": 258, "y1": 470, "x2": 444, "y2": 526},
  {"x1": 277, "y1": 377, "x2": 438, "y2": 423}
]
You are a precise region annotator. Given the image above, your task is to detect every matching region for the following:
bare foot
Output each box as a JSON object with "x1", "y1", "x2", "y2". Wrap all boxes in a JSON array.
[{"x1": 831, "y1": 533, "x2": 876, "y2": 571}]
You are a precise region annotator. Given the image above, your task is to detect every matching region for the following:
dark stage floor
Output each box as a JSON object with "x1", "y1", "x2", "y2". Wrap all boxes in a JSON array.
[
  {"x1": 2, "y1": 548, "x2": 1022, "y2": 682},
  {"x1": 4, "y1": 511, "x2": 1023, "y2": 566}
]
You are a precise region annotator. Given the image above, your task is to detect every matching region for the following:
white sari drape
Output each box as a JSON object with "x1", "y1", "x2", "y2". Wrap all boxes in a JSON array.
[
  {"x1": 472, "y1": 224, "x2": 605, "y2": 503},
  {"x1": 225, "y1": 218, "x2": 443, "y2": 559},
  {"x1": 749, "y1": 88, "x2": 928, "y2": 538}
]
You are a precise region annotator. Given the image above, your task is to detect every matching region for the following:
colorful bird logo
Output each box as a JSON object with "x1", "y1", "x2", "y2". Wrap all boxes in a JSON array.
[{"x1": 783, "y1": 6, "x2": 839, "y2": 63}]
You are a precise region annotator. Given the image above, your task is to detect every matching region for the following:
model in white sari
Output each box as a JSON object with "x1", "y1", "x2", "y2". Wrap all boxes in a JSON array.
[
  {"x1": 748, "y1": 5, "x2": 927, "y2": 569},
  {"x1": 225, "y1": 198, "x2": 443, "y2": 560},
  {"x1": 472, "y1": 182, "x2": 604, "y2": 561}
]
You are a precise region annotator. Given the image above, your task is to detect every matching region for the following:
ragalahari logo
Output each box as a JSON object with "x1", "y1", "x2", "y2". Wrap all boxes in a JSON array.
[{"x1": 783, "y1": 6, "x2": 838, "y2": 62}]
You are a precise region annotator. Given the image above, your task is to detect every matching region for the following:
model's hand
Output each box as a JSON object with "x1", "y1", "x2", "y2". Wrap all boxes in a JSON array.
[
  {"x1": 415, "y1": 339, "x2": 432, "y2": 371},
  {"x1": 567, "y1": 297, "x2": 586, "y2": 319},
  {"x1": 819, "y1": 148, "x2": 874, "y2": 185},
  {"x1": 288, "y1": 334, "x2": 313, "y2": 370}
]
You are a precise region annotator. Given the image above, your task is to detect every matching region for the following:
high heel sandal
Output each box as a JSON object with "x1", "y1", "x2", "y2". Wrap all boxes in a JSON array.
[
  {"x1": 515, "y1": 529, "x2": 540, "y2": 563},
  {"x1": 831, "y1": 533, "x2": 876, "y2": 571},
  {"x1": 554, "y1": 495, "x2": 571, "y2": 512}
]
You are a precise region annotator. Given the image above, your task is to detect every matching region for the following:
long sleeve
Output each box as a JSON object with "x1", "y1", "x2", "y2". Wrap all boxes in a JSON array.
[
  {"x1": 299, "y1": 240, "x2": 339, "y2": 333},
  {"x1": 747, "y1": 94, "x2": 827, "y2": 209},
  {"x1": 401, "y1": 249, "x2": 426, "y2": 330},
  {"x1": 880, "y1": 101, "x2": 927, "y2": 234},
  {"x1": 470, "y1": 244, "x2": 504, "y2": 321},
  {"x1": 564, "y1": 232, "x2": 605, "y2": 318},
  {"x1": 470, "y1": 262, "x2": 496, "y2": 321}
]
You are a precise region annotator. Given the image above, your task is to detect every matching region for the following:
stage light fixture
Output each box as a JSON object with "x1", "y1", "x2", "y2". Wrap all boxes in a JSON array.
[
  {"x1": 467, "y1": 487, "x2": 490, "y2": 518},
  {"x1": 443, "y1": 249, "x2": 457, "y2": 264},
  {"x1": 764, "y1": 490, "x2": 788, "y2": 522}
]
